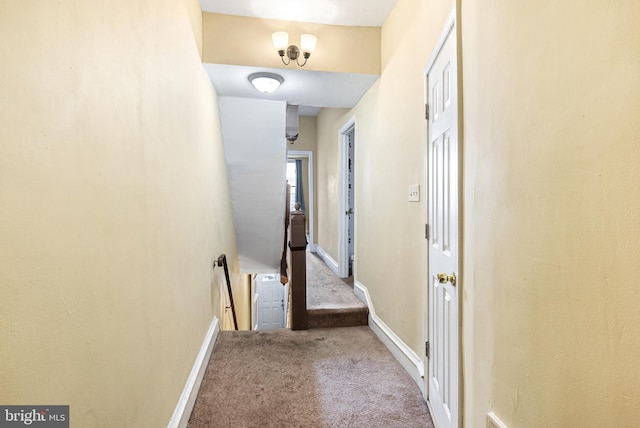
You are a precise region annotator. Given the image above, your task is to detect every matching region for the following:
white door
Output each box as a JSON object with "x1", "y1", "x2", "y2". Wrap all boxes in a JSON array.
[
  {"x1": 426, "y1": 19, "x2": 459, "y2": 428},
  {"x1": 256, "y1": 274, "x2": 285, "y2": 330}
]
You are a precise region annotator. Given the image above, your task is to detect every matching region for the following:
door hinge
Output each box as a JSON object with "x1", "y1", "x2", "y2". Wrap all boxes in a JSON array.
[
  {"x1": 425, "y1": 341, "x2": 430, "y2": 358},
  {"x1": 425, "y1": 103, "x2": 430, "y2": 120},
  {"x1": 425, "y1": 224, "x2": 430, "y2": 240}
]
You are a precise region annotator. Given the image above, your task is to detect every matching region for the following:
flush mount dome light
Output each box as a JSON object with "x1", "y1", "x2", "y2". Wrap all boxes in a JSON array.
[{"x1": 248, "y1": 72, "x2": 284, "y2": 94}]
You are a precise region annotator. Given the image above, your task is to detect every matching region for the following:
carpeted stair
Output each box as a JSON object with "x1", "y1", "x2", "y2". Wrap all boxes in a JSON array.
[
  {"x1": 306, "y1": 252, "x2": 368, "y2": 328},
  {"x1": 187, "y1": 254, "x2": 435, "y2": 427},
  {"x1": 307, "y1": 307, "x2": 368, "y2": 328}
]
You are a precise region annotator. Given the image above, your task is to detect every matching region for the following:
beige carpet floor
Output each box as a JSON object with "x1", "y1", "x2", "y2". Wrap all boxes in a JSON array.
[{"x1": 188, "y1": 327, "x2": 434, "y2": 428}]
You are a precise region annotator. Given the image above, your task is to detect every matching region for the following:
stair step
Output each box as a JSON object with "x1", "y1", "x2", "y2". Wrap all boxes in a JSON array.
[{"x1": 307, "y1": 307, "x2": 368, "y2": 329}]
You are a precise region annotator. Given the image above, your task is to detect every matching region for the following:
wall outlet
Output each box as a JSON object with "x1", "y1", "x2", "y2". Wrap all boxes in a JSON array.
[
  {"x1": 487, "y1": 412, "x2": 509, "y2": 428},
  {"x1": 409, "y1": 184, "x2": 420, "y2": 202}
]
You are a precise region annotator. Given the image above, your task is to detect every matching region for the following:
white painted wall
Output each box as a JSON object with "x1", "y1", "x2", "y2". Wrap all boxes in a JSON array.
[{"x1": 218, "y1": 97, "x2": 288, "y2": 273}]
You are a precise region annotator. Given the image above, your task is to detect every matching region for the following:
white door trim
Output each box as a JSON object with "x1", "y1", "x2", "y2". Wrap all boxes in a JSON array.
[
  {"x1": 424, "y1": 9, "x2": 456, "y2": 75},
  {"x1": 424, "y1": 7, "x2": 463, "y2": 428},
  {"x1": 338, "y1": 116, "x2": 356, "y2": 278},
  {"x1": 288, "y1": 150, "x2": 315, "y2": 251}
]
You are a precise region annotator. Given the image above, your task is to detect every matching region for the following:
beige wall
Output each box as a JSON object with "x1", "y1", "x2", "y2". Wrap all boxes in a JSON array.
[
  {"x1": 316, "y1": 0, "x2": 640, "y2": 426},
  {"x1": 0, "y1": 0, "x2": 238, "y2": 426},
  {"x1": 462, "y1": 0, "x2": 640, "y2": 426},
  {"x1": 316, "y1": 108, "x2": 351, "y2": 261},
  {"x1": 338, "y1": 0, "x2": 451, "y2": 357},
  {"x1": 290, "y1": 116, "x2": 317, "y2": 243},
  {"x1": 294, "y1": 115, "x2": 318, "y2": 152},
  {"x1": 202, "y1": 13, "x2": 381, "y2": 75},
  {"x1": 186, "y1": 0, "x2": 203, "y2": 58},
  {"x1": 221, "y1": 273, "x2": 252, "y2": 331}
]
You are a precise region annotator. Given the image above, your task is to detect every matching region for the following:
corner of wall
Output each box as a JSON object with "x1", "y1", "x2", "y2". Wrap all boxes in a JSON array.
[
  {"x1": 186, "y1": 0, "x2": 203, "y2": 59},
  {"x1": 354, "y1": 280, "x2": 424, "y2": 394}
]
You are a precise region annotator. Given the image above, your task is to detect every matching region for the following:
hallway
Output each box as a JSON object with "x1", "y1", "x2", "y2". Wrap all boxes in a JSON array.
[{"x1": 3, "y1": 1, "x2": 639, "y2": 427}]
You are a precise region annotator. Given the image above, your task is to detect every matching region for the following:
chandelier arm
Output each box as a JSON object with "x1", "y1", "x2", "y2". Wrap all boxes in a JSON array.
[
  {"x1": 296, "y1": 57, "x2": 308, "y2": 67},
  {"x1": 281, "y1": 56, "x2": 291, "y2": 66}
]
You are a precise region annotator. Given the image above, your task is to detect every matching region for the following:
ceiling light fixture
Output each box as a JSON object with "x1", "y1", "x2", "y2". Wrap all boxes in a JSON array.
[
  {"x1": 248, "y1": 72, "x2": 284, "y2": 94},
  {"x1": 272, "y1": 32, "x2": 317, "y2": 67}
]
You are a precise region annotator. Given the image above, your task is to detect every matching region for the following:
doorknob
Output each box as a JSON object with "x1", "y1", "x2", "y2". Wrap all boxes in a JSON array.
[{"x1": 437, "y1": 272, "x2": 456, "y2": 286}]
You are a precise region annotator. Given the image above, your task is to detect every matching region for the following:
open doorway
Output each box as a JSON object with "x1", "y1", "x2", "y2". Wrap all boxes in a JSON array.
[
  {"x1": 339, "y1": 117, "x2": 356, "y2": 278},
  {"x1": 287, "y1": 150, "x2": 315, "y2": 251}
]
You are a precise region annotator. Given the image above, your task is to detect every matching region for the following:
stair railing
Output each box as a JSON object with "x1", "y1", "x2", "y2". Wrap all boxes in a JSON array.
[{"x1": 213, "y1": 254, "x2": 238, "y2": 331}]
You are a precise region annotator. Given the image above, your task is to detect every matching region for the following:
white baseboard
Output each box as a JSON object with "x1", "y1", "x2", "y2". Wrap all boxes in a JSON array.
[
  {"x1": 354, "y1": 281, "x2": 424, "y2": 395},
  {"x1": 487, "y1": 412, "x2": 509, "y2": 428},
  {"x1": 353, "y1": 281, "x2": 367, "y2": 304},
  {"x1": 305, "y1": 234, "x2": 317, "y2": 253},
  {"x1": 167, "y1": 317, "x2": 220, "y2": 428},
  {"x1": 315, "y1": 245, "x2": 340, "y2": 277}
]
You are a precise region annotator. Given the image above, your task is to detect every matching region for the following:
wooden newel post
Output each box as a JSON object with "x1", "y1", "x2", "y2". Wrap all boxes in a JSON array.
[{"x1": 289, "y1": 205, "x2": 308, "y2": 330}]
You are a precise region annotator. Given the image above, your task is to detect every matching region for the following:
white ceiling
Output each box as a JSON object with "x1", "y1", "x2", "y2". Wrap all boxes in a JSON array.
[
  {"x1": 199, "y1": 0, "x2": 398, "y2": 27},
  {"x1": 200, "y1": 0, "x2": 397, "y2": 116},
  {"x1": 204, "y1": 64, "x2": 379, "y2": 116}
]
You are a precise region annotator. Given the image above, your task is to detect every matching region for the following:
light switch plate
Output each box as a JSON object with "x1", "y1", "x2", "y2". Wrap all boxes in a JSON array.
[{"x1": 409, "y1": 184, "x2": 420, "y2": 202}]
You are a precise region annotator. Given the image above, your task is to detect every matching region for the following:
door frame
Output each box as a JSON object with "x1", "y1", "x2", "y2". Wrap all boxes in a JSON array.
[
  {"x1": 423, "y1": 7, "x2": 464, "y2": 427},
  {"x1": 287, "y1": 150, "x2": 315, "y2": 252},
  {"x1": 338, "y1": 116, "x2": 356, "y2": 278}
]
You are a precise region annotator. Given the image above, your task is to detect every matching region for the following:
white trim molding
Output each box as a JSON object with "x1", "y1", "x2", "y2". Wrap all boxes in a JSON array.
[
  {"x1": 168, "y1": 317, "x2": 220, "y2": 428},
  {"x1": 424, "y1": 8, "x2": 456, "y2": 74},
  {"x1": 487, "y1": 412, "x2": 510, "y2": 428},
  {"x1": 354, "y1": 280, "x2": 425, "y2": 394},
  {"x1": 315, "y1": 245, "x2": 340, "y2": 277}
]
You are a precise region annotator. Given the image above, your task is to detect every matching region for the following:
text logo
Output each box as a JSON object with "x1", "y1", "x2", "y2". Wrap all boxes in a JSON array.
[{"x1": 0, "y1": 406, "x2": 68, "y2": 428}]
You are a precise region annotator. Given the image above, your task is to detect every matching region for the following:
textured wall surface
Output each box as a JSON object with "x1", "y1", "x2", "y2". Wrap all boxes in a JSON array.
[
  {"x1": 322, "y1": 0, "x2": 452, "y2": 363},
  {"x1": 462, "y1": 0, "x2": 640, "y2": 426},
  {"x1": 202, "y1": 13, "x2": 381, "y2": 75},
  {"x1": 316, "y1": 108, "x2": 351, "y2": 262},
  {"x1": 294, "y1": 116, "x2": 319, "y2": 244},
  {"x1": 0, "y1": 0, "x2": 238, "y2": 426},
  {"x1": 316, "y1": 0, "x2": 640, "y2": 426}
]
